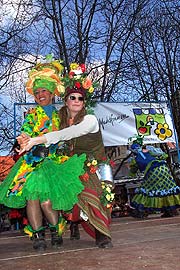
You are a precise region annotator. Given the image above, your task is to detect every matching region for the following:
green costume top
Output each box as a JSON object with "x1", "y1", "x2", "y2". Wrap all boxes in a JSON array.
[
  {"x1": 0, "y1": 105, "x2": 85, "y2": 211},
  {"x1": 7, "y1": 105, "x2": 61, "y2": 197}
]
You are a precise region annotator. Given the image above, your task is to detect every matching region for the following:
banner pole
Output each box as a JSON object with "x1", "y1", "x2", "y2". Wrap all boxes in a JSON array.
[{"x1": 167, "y1": 100, "x2": 180, "y2": 162}]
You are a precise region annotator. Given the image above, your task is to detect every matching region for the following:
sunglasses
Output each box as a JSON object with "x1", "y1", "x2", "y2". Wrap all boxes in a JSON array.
[{"x1": 68, "y1": 95, "x2": 84, "y2": 101}]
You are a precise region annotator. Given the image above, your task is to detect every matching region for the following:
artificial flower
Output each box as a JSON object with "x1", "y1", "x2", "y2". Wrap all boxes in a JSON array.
[
  {"x1": 91, "y1": 159, "x2": 98, "y2": 166},
  {"x1": 100, "y1": 181, "x2": 115, "y2": 207},
  {"x1": 88, "y1": 86, "x2": 94, "y2": 93},
  {"x1": 80, "y1": 172, "x2": 90, "y2": 182},
  {"x1": 70, "y1": 63, "x2": 79, "y2": 70},
  {"x1": 89, "y1": 165, "x2": 98, "y2": 174},
  {"x1": 82, "y1": 77, "x2": 92, "y2": 89},
  {"x1": 75, "y1": 81, "x2": 81, "y2": 88}
]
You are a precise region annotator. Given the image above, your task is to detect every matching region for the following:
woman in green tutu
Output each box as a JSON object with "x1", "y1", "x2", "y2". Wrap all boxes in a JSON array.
[
  {"x1": 0, "y1": 58, "x2": 85, "y2": 251},
  {"x1": 18, "y1": 62, "x2": 114, "y2": 249}
]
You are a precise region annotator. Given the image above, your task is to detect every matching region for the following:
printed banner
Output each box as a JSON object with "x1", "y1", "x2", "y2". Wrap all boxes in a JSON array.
[
  {"x1": 16, "y1": 101, "x2": 176, "y2": 146},
  {"x1": 95, "y1": 102, "x2": 175, "y2": 146}
]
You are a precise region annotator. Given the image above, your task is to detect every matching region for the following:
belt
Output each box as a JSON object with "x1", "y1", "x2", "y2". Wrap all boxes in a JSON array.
[{"x1": 32, "y1": 146, "x2": 49, "y2": 158}]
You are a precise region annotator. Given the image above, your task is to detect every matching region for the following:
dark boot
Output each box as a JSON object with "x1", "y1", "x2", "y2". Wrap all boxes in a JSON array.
[
  {"x1": 95, "y1": 229, "x2": 113, "y2": 248},
  {"x1": 161, "y1": 209, "x2": 174, "y2": 218},
  {"x1": 32, "y1": 230, "x2": 47, "y2": 251},
  {"x1": 50, "y1": 227, "x2": 63, "y2": 248},
  {"x1": 70, "y1": 222, "x2": 80, "y2": 240}
]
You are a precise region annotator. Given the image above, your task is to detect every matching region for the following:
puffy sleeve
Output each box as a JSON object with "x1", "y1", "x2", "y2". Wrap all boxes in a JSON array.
[{"x1": 45, "y1": 114, "x2": 99, "y2": 146}]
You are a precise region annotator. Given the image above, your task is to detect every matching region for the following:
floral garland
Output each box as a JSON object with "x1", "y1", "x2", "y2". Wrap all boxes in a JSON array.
[
  {"x1": 100, "y1": 181, "x2": 115, "y2": 208},
  {"x1": 80, "y1": 156, "x2": 115, "y2": 208},
  {"x1": 80, "y1": 156, "x2": 115, "y2": 182}
]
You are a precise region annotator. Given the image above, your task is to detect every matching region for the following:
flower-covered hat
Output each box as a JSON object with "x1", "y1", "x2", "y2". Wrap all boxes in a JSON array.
[
  {"x1": 26, "y1": 55, "x2": 64, "y2": 96},
  {"x1": 60, "y1": 62, "x2": 99, "y2": 109}
]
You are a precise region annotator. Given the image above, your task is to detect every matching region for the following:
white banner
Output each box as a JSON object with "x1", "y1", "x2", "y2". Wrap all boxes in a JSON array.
[
  {"x1": 16, "y1": 101, "x2": 176, "y2": 146},
  {"x1": 95, "y1": 102, "x2": 175, "y2": 146}
]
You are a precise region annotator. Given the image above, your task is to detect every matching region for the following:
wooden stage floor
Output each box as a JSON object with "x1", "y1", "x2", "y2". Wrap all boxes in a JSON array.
[{"x1": 0, "y1": 214, "x2": 180, "y2": 270}]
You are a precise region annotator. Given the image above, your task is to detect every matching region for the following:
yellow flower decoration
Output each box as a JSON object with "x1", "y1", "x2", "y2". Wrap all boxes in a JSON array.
[
  {"x1": 101, "y1": 184, "x2": 105, "y2": 189},
  {"x1": 70, "y1": 63, "x2": 79, "y2": 70},
  {"x1": 88, "y1": 86, "x2": 94, "y2": 93},
  {"x1": 91, "y1": 159, "x2": 97, "y2": 166},
  {"x1": 106, "y1": 194, "x2": 111, "y2": 201},
  {"x1": 106, "y1": 186, "x2": 111, "y2": 193},
  {"x1": 100, "y1": 182, "x2": 115, "y2": 207},
  {"x1": 154, "y1": 123, "x2": 172, "y2": 141},
  {"x1": 87, "y1": 162, "x2": 91, "y2": 167}
]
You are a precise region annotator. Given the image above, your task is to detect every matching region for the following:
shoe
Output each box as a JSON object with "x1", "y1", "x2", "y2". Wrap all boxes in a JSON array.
[
  {"x1": 130, "y1": 209, "x2": 148, "y2": 219},
  {"x1": 50, "y1": 228, "x2": 63, "y2": 248},
  {"x1": 32, "y1": 231, "x2": 47, "y2": 252},
  {"x1": 70, "y1": 222, "x2": 80, "y2": 240},
  {"x1": 161, "y1": 211, "x2": 174, "y2": 218},
  {"x1": 95, "y1": 229, "x2": 113, "y2": 248}
]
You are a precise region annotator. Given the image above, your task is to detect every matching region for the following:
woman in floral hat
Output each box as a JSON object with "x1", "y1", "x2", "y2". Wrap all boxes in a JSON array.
[
  {"x1": 19, "y1": 62, "x2": 114, "y2": 248},
  {"x1": 0, "y1": 57, "x2": 86, "y2": 252}
]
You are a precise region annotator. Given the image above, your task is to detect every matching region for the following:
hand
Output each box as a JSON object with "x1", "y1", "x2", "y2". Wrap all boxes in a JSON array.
[
  {"x1": 17, "y1": 133, "x2": 30, "y2": 145},
  {"x1": 17, "y1": 135, "x2": 47, "y2": 154},
  {"x1": 16, "y1": 133, "x2": 31, "y2": 154},
  {"x1": 22, "y1": 138, "x2": 37, "y2": 152}
]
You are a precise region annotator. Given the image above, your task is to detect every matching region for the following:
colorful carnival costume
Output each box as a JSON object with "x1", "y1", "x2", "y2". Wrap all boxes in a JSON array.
[
  {"x1": 29, "y1": 62, "x2": 115, "y2": 248},
  {"x1": 128, "y1": 135, "x2": 180, "y2": 217},
  {"x1": 0, "y1": 56, "x2": 85, "y2": 251},
  {"x1": 0, "y1": 105, "x2": 85, "y2": 210}
]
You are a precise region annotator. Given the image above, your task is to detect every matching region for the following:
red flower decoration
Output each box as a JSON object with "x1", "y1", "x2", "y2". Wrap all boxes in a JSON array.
[
  {"x1": 80, "y1": 172, "x2": 89, "y2": 182},
  {"x1": 69, "y1": 71, "x2": 75, "y2": 78},
  {"x1": 75, "y1": 81, "x2": 81, "y2": 88},
  {"x1": 109, "y1": 160, "x2": 116, "y2": 167},
  {"x1": 79, "y1": 64, "x2": 86, "y2": 73},
  {"x1": 89, "y1": 165, "x2": 98, "y2": 174}
]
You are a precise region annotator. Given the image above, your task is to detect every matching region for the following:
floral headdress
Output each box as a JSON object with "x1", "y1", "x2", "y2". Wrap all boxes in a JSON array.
[
  {"x1": 26, "y1": 54, "x2": 64, "y2": 96},
  {"x1": 60, "y1": 62, "x2": 99, "y2": 110}
]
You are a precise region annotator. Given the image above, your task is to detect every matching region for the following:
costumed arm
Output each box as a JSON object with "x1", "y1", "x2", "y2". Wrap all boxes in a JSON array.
[
  {"x1": 16, "y1": 109, "x2": 37, "y2": 153},
  {"x1": 20, "y1": 108, "x2": 36, "y2": 137},
  {"x1": 19, "y1": 114, "x2": 99, "y2": 152},
  {"x1": 45, "y1": 114, "x2": 99, "y2": 145}
]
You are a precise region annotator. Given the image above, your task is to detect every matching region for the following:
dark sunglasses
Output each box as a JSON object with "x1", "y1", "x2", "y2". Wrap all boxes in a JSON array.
[{"x1": 69, "y1": 95, "x2": 84, "y2": 101}]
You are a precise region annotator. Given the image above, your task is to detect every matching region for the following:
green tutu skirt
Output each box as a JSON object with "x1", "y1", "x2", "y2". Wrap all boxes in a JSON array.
[{"x1": 0, "y1": 154, "x2": 86, "y2": 211}]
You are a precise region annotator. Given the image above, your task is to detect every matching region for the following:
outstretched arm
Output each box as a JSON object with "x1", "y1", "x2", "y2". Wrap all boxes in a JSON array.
[{"x1": 18, "y1": 114, "x2": 99, "y2": 152}]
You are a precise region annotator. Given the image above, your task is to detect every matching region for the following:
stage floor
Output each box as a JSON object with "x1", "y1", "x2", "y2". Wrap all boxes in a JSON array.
[{"x1": 0, "y1": 214, "x2": 180, "y2": 270}]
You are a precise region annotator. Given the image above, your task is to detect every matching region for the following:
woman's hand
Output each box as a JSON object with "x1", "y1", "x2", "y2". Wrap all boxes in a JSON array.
[
  {"x1": 16, "y1": 134, "x2": 47, "y2": 153},
  {"x1": 16, "y1": 133, "x2": 30, "y2": 154},
  {"x1": 17, "y1": 133, "x2": 30, "y2": 146}
]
